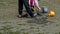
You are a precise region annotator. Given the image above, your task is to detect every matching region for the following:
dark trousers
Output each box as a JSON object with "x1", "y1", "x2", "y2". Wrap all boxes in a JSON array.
[{"x1": 18, "y1": 0, "x2": 34, "y2": 17}]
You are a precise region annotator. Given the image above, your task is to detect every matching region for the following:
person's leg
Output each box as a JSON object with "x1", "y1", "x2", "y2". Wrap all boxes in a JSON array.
[
  {"x1": 18, "y1": 0, "x2": 23, "y2": 15},
  {"x1": 23, "y1": 0, "x2": 35, "y2": 17}
]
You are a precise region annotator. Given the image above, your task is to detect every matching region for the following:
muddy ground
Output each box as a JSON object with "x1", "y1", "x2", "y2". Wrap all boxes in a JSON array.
[{"x1": 0, "y1": 0, "x2": 60, "y2": 34}]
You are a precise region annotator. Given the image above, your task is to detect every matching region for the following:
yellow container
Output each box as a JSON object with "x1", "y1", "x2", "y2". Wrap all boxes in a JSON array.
[{"x1": 49, "y1": 10, "x2": 55, "y2": 17}]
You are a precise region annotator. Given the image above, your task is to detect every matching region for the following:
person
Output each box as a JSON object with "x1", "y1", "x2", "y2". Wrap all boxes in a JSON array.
[
  {"x1": 34, "y1": 0, "x2": 41, "y2": 10},
  {"x1": 18, "y1": 0, "x2": 36, "y2": 18},
  {"x1": 29, "y1": 0, "x2": 41, "y2": 15}
]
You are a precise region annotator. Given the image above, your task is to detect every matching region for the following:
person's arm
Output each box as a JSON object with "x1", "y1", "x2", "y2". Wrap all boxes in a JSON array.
[
  {"x1": 38, "y1": 0, "x2": 40, "y2": 1},
  {"x1": 34, "y1": 0, "x2": 41, "y2": 10}
]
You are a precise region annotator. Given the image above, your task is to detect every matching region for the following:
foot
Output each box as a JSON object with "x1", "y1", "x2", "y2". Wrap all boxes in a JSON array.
[
  {"x1": 17, "y1": 15, "x2": 22, "y2": 18},
  {"x1": 33, "y1": 13, "x2": 37, "y2": 17},
  {"x1": 31, "y1": 13, "x2": 37, "y2": 18}
]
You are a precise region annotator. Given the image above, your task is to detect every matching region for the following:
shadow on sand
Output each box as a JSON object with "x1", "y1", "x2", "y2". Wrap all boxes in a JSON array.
[{"x1": 27, "y1": 14, "x2": 55, "y2": 26}]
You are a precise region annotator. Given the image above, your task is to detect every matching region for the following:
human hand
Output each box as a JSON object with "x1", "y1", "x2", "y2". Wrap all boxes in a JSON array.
[{"x1": 39, "y1": 8, "x2": 41, "y2": 10}]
